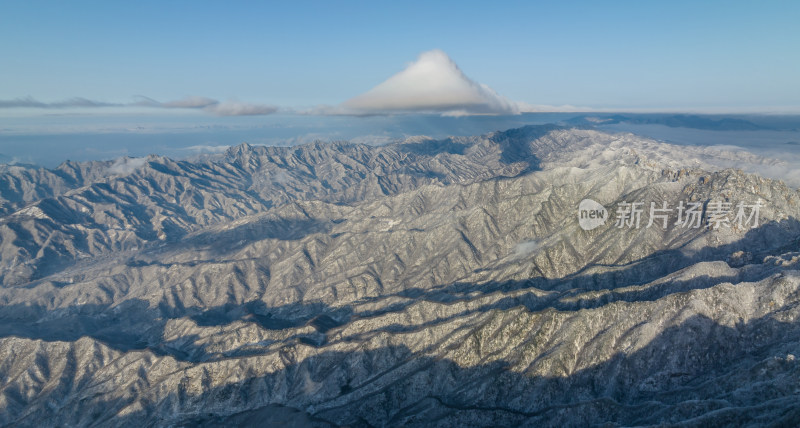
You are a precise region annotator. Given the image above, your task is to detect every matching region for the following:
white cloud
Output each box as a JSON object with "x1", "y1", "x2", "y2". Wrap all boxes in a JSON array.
[
  {"x1": 341, "y1": 50, "x2": 525, "y2": 116},
  {"x1": 513, "y1": 239, "x2": 541, "y2": 259},
  {"x1": 106, "y1": 157, "x2": 147, "y2": 176}
]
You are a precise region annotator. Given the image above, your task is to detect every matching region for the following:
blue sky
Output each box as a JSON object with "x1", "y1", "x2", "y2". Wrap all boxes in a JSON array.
[{"x1": 1, "y1": 0, "x2": 799, "y2": 115}]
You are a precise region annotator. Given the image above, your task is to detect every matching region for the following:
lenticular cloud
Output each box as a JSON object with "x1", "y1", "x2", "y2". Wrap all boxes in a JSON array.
[{"x1": 342, "y1": 50, "x2": 523, "y2": 116}]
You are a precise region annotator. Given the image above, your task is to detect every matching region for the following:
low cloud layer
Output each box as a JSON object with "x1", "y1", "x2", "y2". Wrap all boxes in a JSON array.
[
  {"x1": 159, "y1": 96, "x2": 218, "y2": 109},
  {"x1": 0, "y1": 96, "x2": 277, "y2": 117},
  {"x1": 0, "y1": 96, "x2": 123, "y2": 109},
  {"x1": 1, "y1": 51, "x2": 564, "y2": 117},
  {"x1": 208, "y1": 100, "x2": 277, "y2": 116},
  {"x1": 341, "y1": 50, "x2": 525, "y2": 116},
  {"x1": 139, "y1": 96, "x2": 277, "y2": 116}
]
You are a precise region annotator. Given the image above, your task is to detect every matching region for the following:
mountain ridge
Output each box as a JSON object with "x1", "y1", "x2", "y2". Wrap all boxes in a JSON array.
[{"x1": 0, "y1": 125, "x2": 799, "y2": 426}]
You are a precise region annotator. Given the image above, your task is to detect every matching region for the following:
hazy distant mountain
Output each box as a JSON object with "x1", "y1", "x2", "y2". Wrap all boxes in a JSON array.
[{"x1": 1, "y1": 126, "x2": 799, "y2": 426}]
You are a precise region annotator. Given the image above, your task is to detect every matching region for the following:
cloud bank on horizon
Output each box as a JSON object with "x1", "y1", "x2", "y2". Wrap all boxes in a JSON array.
[
  {"x1": 0, "y1": 95, "x2": 278, "y2": 117},
  {"x1": 0, "y1": 97, "x2": 127, "y2": 109},
  {"x1": 138, "y1": 96, "x2": 278, "y2": 116},
  {"x1": 1, "y1": 50, "x2": 581, "y2": 118}
]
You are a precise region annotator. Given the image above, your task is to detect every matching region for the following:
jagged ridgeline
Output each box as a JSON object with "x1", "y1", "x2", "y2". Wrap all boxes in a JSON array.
[{"x1": 1, "y1": 126, "x2": 799, "y2": 426}]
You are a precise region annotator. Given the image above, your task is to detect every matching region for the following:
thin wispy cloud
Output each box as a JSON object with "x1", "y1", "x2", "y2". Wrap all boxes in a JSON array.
[
  {"x1": 207, "y1": 100, "x2": 278, "y2": 116},
  {"x1": 146, "y1": 96, "x2": 278, "y2": 116},
  {"x1": 0, "y1": 96, "x2": 123, "y2": 109},
  {"x1": 181, "y1": 144, "x2": 232, "y2": 154},
  {"x1": 160, "y1": 96, "x2": 219, "y2": 109},
  {"x1": 0, "y1": 95, "x2": 277, "y2": 117}
]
